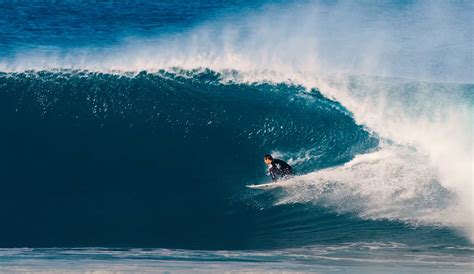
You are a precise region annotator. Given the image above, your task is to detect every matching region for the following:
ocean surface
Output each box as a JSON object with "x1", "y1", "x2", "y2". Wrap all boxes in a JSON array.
[{"x1": 0, "y1": 0, "x2": 473, "y2": 273}]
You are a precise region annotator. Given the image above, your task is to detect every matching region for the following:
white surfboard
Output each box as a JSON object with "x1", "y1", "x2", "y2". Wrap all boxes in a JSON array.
[
  {"x1": 246, "y1": 179, "x2": 295, "y2": 190},
  {"x1": 246, "y1": 182, "x2": 282, "y2": 190}
]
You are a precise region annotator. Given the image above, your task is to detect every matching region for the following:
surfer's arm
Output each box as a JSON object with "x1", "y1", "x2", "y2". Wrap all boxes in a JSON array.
[{"x1": 269, "y1": 168, "x2": 278, "y2": 182}]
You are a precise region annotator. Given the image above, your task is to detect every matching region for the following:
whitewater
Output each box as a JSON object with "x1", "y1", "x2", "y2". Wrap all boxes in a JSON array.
[{"x1": 0, "y1": 0, "x2": 472, "y2": 273}]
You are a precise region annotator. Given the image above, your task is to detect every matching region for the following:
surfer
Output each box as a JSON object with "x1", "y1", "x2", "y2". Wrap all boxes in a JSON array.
[{"x1": 264, "y1": 154, "x2": 293, "y2": 182}]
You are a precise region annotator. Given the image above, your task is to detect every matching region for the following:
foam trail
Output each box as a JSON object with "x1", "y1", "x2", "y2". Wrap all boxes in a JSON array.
[
  {"x1": 277, "y1": 147, "x2": 464, "y2": 228},
  {"x1": 1, "y1": 1, "x2": 473, "y2": 239}
]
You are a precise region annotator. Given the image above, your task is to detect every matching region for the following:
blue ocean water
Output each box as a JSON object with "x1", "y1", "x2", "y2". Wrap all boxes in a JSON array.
[{"x1": 0, "y1": 1, "x2": 473, "y2": 273}]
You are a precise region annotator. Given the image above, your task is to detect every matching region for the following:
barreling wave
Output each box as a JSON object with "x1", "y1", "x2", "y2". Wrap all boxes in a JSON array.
[
  {"x1": 0, "y1": 69, "x2": 471, "y2": 249},
  {"x1": 0, "y1": 0, "x2": 472, "y2": 249}
]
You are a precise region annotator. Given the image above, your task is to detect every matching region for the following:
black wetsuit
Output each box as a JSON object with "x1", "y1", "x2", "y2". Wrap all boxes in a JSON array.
[{"x1": 268, "y1": 159, "x2": 293, "y2": 182}]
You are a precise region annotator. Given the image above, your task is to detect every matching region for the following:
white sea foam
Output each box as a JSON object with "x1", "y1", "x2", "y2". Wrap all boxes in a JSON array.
[{"x1": 276, "y1": 147, "x2": 464, "y2": 228}]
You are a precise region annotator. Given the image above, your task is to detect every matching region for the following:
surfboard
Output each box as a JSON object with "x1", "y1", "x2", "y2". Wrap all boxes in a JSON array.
[
  {"x1": 246, "y1": 179, "x2": 295, "y2": 190},
  {"x1": 246, "y1": 183, "x2": 281, "y2": 189}
]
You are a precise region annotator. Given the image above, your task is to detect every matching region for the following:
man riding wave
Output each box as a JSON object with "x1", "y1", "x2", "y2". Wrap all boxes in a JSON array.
[{"x1": 263, "y1": 154, "x2": 293, "y2": 182}]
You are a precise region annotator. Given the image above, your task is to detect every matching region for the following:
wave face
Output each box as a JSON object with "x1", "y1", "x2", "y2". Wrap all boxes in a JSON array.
[{"x1": 0, "y1": 0, "x2": 473, "y2": 256}]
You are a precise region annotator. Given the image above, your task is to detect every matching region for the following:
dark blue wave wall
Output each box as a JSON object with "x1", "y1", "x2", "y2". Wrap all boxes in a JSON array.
[{"x1": 0, "y1": 70, "x2": 380, "y2": 249}]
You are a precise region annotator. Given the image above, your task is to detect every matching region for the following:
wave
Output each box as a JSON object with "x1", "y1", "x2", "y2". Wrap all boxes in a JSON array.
[
  {"x1": 0, "y1": 70, "x2": 377, "y2": 248},
  {"x1": 0, "y1": 0, "x2": 472, "y2": 248},
  {"x1": 0, "y1": 70, "x2": 471, "y2": 249}
]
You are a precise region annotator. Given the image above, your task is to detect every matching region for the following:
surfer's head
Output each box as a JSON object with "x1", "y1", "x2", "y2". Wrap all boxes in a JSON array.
[{"x1": 264, "y1": 154, "x2": 273, "y2": 164}]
